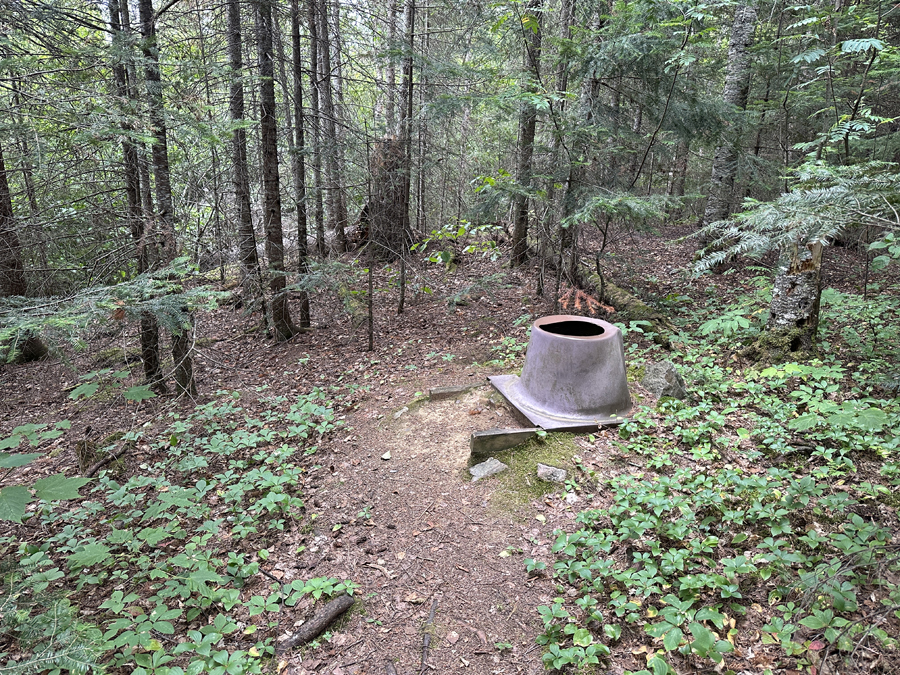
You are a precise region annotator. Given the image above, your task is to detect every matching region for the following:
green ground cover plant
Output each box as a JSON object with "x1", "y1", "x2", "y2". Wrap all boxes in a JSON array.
[
  {"x1": 0, "y1": 389, "x2": 356, "y2": 674},
  {"x1": 532, "y1": 282, "x2": 900, "y2": 674}
]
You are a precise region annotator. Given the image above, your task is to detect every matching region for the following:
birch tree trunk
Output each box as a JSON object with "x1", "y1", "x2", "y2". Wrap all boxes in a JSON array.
[
  {"x1": 766, "y1": 242, "x2": 823, "y2": 351},
  {"x1": 701, "y1": 2, "x2": 757, "y2": 229}
]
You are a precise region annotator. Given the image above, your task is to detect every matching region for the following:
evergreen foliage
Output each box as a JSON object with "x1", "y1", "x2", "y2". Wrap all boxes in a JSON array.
[{"x1": 693, "y1": 161, "x2": 900, "y2": 272}]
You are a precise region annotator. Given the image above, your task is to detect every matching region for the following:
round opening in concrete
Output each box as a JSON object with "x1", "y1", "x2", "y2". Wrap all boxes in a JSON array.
[{"x1": 538, "y1": 320, "x2": 605, "y2": 338}]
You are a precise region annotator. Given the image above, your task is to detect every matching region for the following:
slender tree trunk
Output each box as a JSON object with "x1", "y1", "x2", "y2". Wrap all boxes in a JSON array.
[
  {"x1": 257, "y1": 0, "x2": 297, "y2": 341},
  {"x1": 701, "y1": 2, "x2": 757, "y2": 229},
  {"x1": 227, "y1": 0, "x2": 267, "y2": 322},
  {"x1": 0, "y1": 142, "x2": 27, "y2": 298},
  {"x1": 316, "y1": 0, "x2": 347, "y2": 252},
  {"x1": 414, "y1": 5, "x2": 429, "y2": 235},
  {"x1": 110, "y1": 0, "x2": 165, "y2": 390},
  {"x1": 139, "y1": 0, "x2": 196, "y2": 396},
  {"x1": 307, "y1": 0, "x2": 326, "y2": 256},
  {"x1": 291, "y1": 0, "x2": 311, "y2": 326},
  {"x1": 511, "y1": 0, "x2": 542, "y2": 266},
  {"x1": 385, "y1": 0, "x2": 398, "y2": 134}
]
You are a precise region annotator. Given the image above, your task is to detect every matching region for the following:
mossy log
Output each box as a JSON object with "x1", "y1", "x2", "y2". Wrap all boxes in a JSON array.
[{"x1": 572, "y1": 266, "x2": 673, "y2": 347}]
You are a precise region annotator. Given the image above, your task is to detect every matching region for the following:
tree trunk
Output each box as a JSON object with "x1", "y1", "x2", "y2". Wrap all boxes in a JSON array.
[
  {"x1": 511, "y1": 0, "x2": 542, "y2": 267},
  {"x1": 701, "y1": 2, "x2": 757, "y2": 229},
  {"x1": 307, "y1": 0, "x2": 326, "y2": 256},
  {"x1": 766, "y1": 242, "x2": 823, "y2": 350},
  {"x1": 110, "y1": 0, "x2": 165, "y2": 391},
  {"x1": 257, "y1": 0, "x2": 297, "y2": 341},
  {"x1": 0, "y1": 141, "x2": 28, "y2": 299},
  {"x1": 226, "y1": 0, "x2": 265, "y2": 315},
  {"x1": 315, "y1": 0, "x2": 347, "y2": 252},
  {"x1": 291, "y1": 0, "x2": 311, "y2": 327},
  {"x1": 139, "y1": 0, "x2": 196, "y2": 396},
  {"x1": 370, "y1": 139, "x2": 408, "y2": 260},
  {"x1": 0, "y1": 141, "x2": 47, "y2": 363}
]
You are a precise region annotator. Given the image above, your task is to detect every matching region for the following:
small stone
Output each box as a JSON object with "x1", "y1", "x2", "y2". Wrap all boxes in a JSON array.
[
  {"x1": 536, "y1": 463, "x2": 567, "y2": 483},
  {"x1": 641, "y1": 360, "x2": 687, "y2": 400},
  {"x1": 393, "y1": 406, "x2": 409, "y2": 420},
  {"x1": 381, "y1": 451, "x2": 391, "y2": 460},
  {"x1": 469, "y1": 457, "x2": 508, "y2": 481},
  {"x1": 565, "y1": 492, "x2": 580, "y2": 505}
]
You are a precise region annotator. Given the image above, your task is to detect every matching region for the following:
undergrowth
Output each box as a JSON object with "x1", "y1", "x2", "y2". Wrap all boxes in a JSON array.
[
  {"x1": 0, "y1": 389, "x2": 356, "y2": 674},
  {"x1": 531, "y1": 282, "x2": 900, "y2": 674}
]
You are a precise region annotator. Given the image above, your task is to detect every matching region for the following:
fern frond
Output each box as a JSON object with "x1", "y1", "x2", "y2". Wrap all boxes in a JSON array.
[{"x1": 694, "y1": 161, "x2": 900, "y2": 273}]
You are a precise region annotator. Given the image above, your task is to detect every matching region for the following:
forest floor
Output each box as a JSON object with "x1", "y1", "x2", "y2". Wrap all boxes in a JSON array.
[{"x1": 1, "y1": 223, "x2": 898, "y2": 675}]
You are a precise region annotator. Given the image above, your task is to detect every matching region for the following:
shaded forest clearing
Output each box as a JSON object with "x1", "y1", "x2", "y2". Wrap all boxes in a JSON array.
[{"x1": 2, "y1": 230, "x2": 900, "y2": 675}]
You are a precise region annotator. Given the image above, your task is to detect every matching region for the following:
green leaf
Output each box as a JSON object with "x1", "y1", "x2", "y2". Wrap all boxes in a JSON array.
[
  {"x1": 799, "y1": 615, "x2": 827, "y2": 629},
  {"x1": 694, "y1": 608, "x2": 725, "y2": 628},
  {"x1": 521, "y1": 13, "x2": 540, "y2": 34},
  {"x1": 853, "y1": 407, "x2": 887, "y2": 431},
  {"x1": 840, "y1": 37, "x2": 884, "y2": 53},
  {"x1": 663, "y1": 626, "x2": 683, "y2": 651},
  {"x1": 689, "y1": 622, "x2": 716, "y2": 653},
  {"x1": 137, "y1": 527, "x2": 168, "y2": 546},
  {"x1": 34, "y1": 474, "x2": 91, "y2": 501},
  {"x1": 69, "y1": 382, "x2": 100, "y2": 400},
  {"x1": 0, "y1": 486, "x2": 31, "y2": 522},
  {"x1": 189, "y1": 569, "x2": 226, "y2": 585},
  {"x1": 788, "y1": 413, "x2": 820, "y2": 431},
  {"x1": 124, "y1": 385, "x2": 157, "y2": 401},
  {"x1": 871, "y1": 255, "x2": 891, "y2": 271},
  {"x1": 732, "y1": 533, "x2": 748, "y2": 544},
  {"x1": 573, "y1": 628, "x2": 593, "y2": 646},
  {"x1": 0, "y1": 452, "x2": 42, "y2": 468},
  {"x1": 0, "y1": 435, "x2": 23, "y2": 450},
  {"x1": 648, "y1": 655, "x2": 671, "y2": 675},
  {"x1": 67, "y1": 543, "x2": 111, "y2": 569}
]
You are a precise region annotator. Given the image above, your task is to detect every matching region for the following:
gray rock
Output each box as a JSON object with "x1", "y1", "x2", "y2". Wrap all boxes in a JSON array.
[
  {"x1": 470, "y1": 457, "x2": 509, "y2": 481},
  {"x1": 536, "y1": 463, "x2": 567, "y2": 483},
  {"x1": 641, "y1": 360, "x2": 687, "y2": 400}
]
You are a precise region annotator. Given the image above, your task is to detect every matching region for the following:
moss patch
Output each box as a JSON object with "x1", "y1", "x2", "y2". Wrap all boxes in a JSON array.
[
  {"x1": 740, "y1": 327, "x2": 814, "y2": 365},
  {"x1": 478, "y1": 433, "x2": 581, "y2": 516}
]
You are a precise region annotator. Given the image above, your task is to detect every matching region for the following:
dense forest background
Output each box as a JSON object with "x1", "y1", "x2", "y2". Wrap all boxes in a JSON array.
[
  {"x1": 2, "y1": 1, "x2": 900, "y2": 674},
  {"x1": 1, "y1": 0, "x2": 897, "y2": 370}
]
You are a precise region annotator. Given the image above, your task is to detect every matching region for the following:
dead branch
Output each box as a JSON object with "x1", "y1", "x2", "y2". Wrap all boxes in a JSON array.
[
  {"x1": 84, "y1": 445, "x2": 130, "y2": 478},
  {"x1": 277, "y1": 593, "x2": 355, "y2": 654},
  {"x1": 419, "y1": 598, "x2": 438, "y2": 674}
]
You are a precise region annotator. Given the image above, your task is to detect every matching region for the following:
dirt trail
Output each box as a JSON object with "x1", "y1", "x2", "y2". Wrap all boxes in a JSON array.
[{"x1": 292, "y1": 382, "x2": 556, "y2": 675}]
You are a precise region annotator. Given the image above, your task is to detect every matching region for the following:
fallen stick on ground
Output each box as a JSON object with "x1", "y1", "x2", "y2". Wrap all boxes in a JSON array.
[
  {"x1": 419, "y1": 598, "x2": 438, "y2": 674},
  {"x1": 277, "y1": 593, "x2": 355, "y2": 654},
  {"x1": 85, "y1": 446, "x2": 130, "y2": 478}
]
